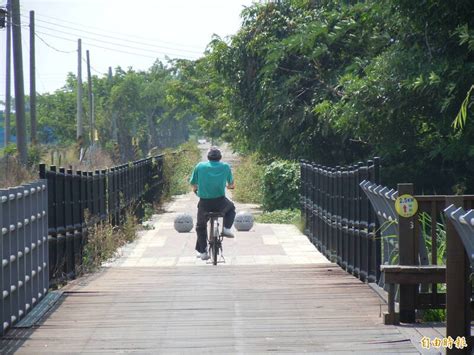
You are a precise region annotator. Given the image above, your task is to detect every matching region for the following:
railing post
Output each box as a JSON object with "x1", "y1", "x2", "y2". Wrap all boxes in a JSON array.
[
  {"x1": 16, "y1": 188, "x2": 26, "y2": 321},
  {"x1": 336, "y1": 167, "x2": 342, "y2": 265},
  {"x1": 342, "y1": 167, "x2": 349, "y2": 270},
  {"x1": 100, "y1": 169, "x2": 107, "y2": 221},
  {"x1": 72, "y1": 170, "x2": 82, "y2": 269},
  {"x1": 359, "y1": 165, "x2": 369, "y2": 282},
  {"x1": 311, "y1": 163, "x2": 317, "y2": 246},
  {"x1": 373, "y1": 157, "x2": 381, "y2": 282},
  {"x1": 354, "y1": 162, "x2": 363, "y2": 279},
  {"x1": 348, "y1": 165, "x2": 355, "y2": 274},
  {"x1": 445, "y1": 196, "x2": 470, "y2": 354},
  {"x1": 94, "y1": 170, "x2": 100, "y2": 219},
  {"x1": 87, "y1": 172, "x2": 94, "y2": 220},
  {"x1": 64, "y1": 169, "x2": 74, "y2": 278},
  {"x1": 299, "y1": 160, "x2": 306, "y2": 234},
  {"x1": 39, "y1": 181, "x2": 48, "y2": 301},
  {"x1": 28, "y1": 184, "x2": 37, "y2": 312},
  {"x1": 40, "y1": 164, "x2": 55, "y2": 281},
  {"x1": 57, "y1": 168, "x2": 66, "y2": 279},
  {"x1": 308, "y1": 163, "x2": 314, "y2": 242},
  {"x1": 397, "y1": 183, "x2": 417, "y2": 323}
]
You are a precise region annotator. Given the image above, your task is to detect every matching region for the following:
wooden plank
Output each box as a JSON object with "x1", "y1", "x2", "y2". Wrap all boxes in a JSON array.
[
  {"x1": 383, "y1": 269, "x2": 445, "y2": 284},
  {"x1": 381, "y1": 265, "x2": 446, "y2": 273},
  {"x1": 0, "y1": 264, "x2": 418, "y2": 354}
]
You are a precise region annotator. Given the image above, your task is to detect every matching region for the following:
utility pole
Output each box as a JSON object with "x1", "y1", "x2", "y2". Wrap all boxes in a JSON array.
[
  {"x1": 11, "y1": 0, "x2": 27, "y2": 164},
  {"x1": 108, "y1": 66, "x2": 118, "y2": 142},
  {"x1": 29, "y1": 10, "x2": 36, "y2": 144},
  {"x1": 86, "y1": 50, "x2": 93, "y2": 144},
  {"x1": 76, "y1": 39, "x2": 83, "y2": 143},
  {"x1": 4, "y1": 0, "x2": 11, "y2": 147}
]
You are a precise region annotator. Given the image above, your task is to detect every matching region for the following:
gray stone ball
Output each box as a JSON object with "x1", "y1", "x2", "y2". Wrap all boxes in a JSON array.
[
  {"x1": 174, "y1": 213, "x2": 194, "y2": 233},
  {"x1": 234, "y1": 211, "x2": 254, "y2": 231}
]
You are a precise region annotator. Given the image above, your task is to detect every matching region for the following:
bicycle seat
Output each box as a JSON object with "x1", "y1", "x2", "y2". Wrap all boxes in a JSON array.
[{"x1": 205, "y1": 212, "x2": 225, "y2": 218}]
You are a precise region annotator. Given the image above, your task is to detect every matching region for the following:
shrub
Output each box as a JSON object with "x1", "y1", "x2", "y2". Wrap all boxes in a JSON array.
[
  {"x1": 233, "y1": 154, "x2": 264, "y2": 204},
  {"x1": 0, "y1": 155, "x2": 36, "y2": 188},
  {"x1": 27, "y1": 144, "x2": 45, "y2": 166},
  {"x1": 162, "y1": 141, "x2": 201, "y2": 198},
  {"x1": 262, "y1": 160, "x2": 300, "y2": 211},
  {"x1": 80, "y1": 209, "x2": 139, "y2": 273}
]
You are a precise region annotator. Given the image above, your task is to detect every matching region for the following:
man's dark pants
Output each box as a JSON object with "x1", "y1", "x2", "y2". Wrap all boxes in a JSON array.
[{"x1": 195, "y1": 196, "x2": 236, "y2": 253}]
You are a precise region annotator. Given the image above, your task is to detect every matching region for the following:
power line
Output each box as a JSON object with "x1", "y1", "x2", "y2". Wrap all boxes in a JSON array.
[
  {"x1": 35, "y1": 32, "x2": 76, "y2": 54},
  {"x1": 82, "y1": 56, "x2": 102, "y2": 75},
  {"x1": 32, "y1": 24, "x2": 196, "y2": 59},
  {"x1": 34, "y1": 30, "x2": 164, "y2": 60},
  {"x1": 19, "y1": 12, "x2": 204, "y2": 51},
  {"x1": 20, "y1": 15, "x2": 204, "y2": 56},
  {"x1": 13, "y1": 17, "x2": 196, "y2": 59}
]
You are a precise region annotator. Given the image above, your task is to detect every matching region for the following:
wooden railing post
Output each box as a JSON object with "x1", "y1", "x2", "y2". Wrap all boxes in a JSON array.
[
  {"x1": 445, "y1": 196, "x2": 471, "y2": 354},
  {"x1": 397, "y1": 183, "x2": 417, "y2": 323}
]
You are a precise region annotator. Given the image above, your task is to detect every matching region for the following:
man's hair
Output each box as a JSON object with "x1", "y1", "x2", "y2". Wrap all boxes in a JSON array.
[{"x1": 207, "y1": 146, "x2": 222, "y2": 161}]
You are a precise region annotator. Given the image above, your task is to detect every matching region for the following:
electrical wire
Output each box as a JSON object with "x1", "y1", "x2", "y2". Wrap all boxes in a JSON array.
[
  {"x1": 33, "y1": 24, "x2": 196, "y2": 59},
  {"x1": 35, "y1": 32, "x2": 76, "y2": 54},
  {"x1": 34, "y1": 30, "x2": 167, "y2": 60},
  {"x1": 20, "y1": 15, "x2": 203, "y2": 56},
  {"x1": 20, "y1": 11, "x2": 203, "y2": 50},
  {"x1": 11, "y1": 17, "x2": 197, "y2": 60},
  {"x1": 82, "y1": 56, "x2": 102, "y2": 75}
]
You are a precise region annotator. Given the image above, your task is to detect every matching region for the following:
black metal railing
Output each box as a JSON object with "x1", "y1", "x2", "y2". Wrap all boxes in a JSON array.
[
  {"x1": 0, "y1": 180, "x2": 49, "y2": 336},
  {"x1": 39, "y1": 155, "x2": 164, "y2": 283},
  {"x1": 300, "y1": 158, "x2": 381, "y2": 282}
]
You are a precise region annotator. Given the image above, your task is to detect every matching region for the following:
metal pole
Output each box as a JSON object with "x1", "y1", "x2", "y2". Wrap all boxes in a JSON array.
[
  {"x1": 4, "y1": 0, "x2": 12, "y2": 147},
  {"x1": 29, "y1": 10, "x2": 37, "y2": 145},
  {"x1": 86, "y1": 50, "x2": 93, "y2": 144},
  {"x1": 76, "y1": 39, "x2": 83, "y2": 142},
  {"x1": 108, "y1": 67, "x2": 118, "y2": 142},
  {"x1": 11, "y1": 0, "x2": 27, "y2": 164}
]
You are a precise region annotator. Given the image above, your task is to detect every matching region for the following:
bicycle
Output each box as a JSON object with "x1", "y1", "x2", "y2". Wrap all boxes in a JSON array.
[{"x1": 206, "y1": 212, "x2": 225, "y2": 265}]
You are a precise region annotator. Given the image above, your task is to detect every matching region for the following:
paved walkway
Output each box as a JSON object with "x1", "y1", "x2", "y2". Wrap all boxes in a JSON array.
[
  {"x1": 111, "y1": 193, "x2": 329, "y2": 267},
  {"x1": 0, "y1": 191, "x2": 422, "y2": 354}
]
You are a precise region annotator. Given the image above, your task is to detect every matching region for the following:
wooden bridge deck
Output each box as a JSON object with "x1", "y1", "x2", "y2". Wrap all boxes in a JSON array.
[{"x1": 0, "y1": 193, "x2": 420, "y2": 354}]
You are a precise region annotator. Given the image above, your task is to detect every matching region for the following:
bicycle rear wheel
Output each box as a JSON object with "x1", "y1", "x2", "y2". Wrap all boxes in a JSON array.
[{"x1": 211, "y1": 224, "x2": 219, "y2": 265}]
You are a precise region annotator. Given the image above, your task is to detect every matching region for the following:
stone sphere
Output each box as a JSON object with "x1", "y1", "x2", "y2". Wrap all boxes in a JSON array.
[
  {"x1": 174, "y1": 213, "x2": 194, "y2": 233},
  {"x1": 234, "y1": 211, "x2": 254, "y2": 231}
]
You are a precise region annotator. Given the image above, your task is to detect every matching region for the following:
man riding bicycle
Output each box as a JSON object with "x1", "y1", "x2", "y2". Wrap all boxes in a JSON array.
[{"x1": 190, "y1": 146, "x2": 236, "y2": 260}]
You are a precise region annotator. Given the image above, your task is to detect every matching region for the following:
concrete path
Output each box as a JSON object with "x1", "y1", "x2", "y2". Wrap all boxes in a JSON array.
[{"x1": 110, "y1": 192, "x2": 329, "y2": 268}]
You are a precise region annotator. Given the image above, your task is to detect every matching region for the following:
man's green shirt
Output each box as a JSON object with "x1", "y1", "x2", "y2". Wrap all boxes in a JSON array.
[{"x1": 189, "y1": 161, "x2": 234, "y2": 199}]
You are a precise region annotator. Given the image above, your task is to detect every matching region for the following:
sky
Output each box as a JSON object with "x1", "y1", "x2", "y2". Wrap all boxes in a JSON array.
[{"x1": 0, "y1": 0, "x2": 257, "y2": 104}]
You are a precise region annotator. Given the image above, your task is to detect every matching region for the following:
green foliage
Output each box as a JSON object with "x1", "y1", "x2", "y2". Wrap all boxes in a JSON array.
[
  {"x1": 81, "y1": 210, "x2": 138, "y2": 273},
  {"x1": 27, "y1": 144, "x2": 45, "y2": 167},
  {"x1": 262, "y1": 160, "x2": 300, "y2": 211},
  {"x1": 232, "y1": 154, "x2": 264, "y2": 204},
  {"x1": 34, "y1": 61, "x2": 195, "y2": 163},
  {"x1": 419, "y1": 212, "x2": 447, "y2": 265},
  {"x1": 453, "y1": 85, "x2": 474, "y2": 130},
  {"x1": 181, "y1": 0, "x2": 474, "y2": 194},
  {"x1": 422, "y1": 309, "x2": 446, "y2": 322},
  {"x1": 1, "y1": 143, "x2": 17, "y2": 156},
  {"x1": 256, "y1": 209, "x2": 300, "y2": 225},
  {"x1": 142, "y1": 202, "x2": 154, "y2": 222},
  {"x1": 162, "y1": 141, "x2": 201, "y2": 198}
]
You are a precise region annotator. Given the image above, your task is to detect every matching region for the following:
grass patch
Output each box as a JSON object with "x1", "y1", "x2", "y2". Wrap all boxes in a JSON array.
[
  {"x1": 256, "y1": 209, "x2": 301, "y2": 225},
  {"x1": 80, "y1": 210, "x2": 138, "y2": 273},
  {"x1": 233, "y1": 153, "x2": 264, "y2": 204},
  {"x1": 162, "y1": 141, "x2": 201, "y2": 198}
]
